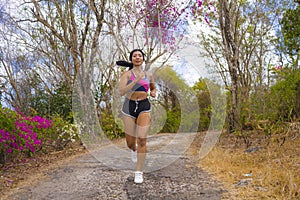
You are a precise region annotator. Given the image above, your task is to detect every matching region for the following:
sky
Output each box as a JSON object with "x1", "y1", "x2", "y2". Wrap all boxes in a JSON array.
[{"x1": 167, "y1": 17, "x2": 217, "y2": 87}]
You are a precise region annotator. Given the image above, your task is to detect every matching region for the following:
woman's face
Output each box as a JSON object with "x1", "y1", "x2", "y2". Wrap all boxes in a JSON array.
[{"x1": 131, "y1": 51, "x2": 144, "y2": 66}]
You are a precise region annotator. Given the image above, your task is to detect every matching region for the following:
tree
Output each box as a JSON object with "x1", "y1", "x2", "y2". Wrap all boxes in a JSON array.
[
  {"x1": 280, "y1": 1, "x2": 300, "y2": 68},
  {"x1": 25, "y1": 0, "x2": 107, "y2": 86},
  {"x1": 1, "y1": 0, "x2": 213, "y2": 137},
  {"x1": 91, "y1": 0, "x2": 208, "y2": 136},
  {"x1": 0, "y1": 0, "x2": 108, "y2": 120},
  {"x1": 154, "y1": 66, "x2": 184, "y2": 133},
  {"x1": 197, "y1": 0, "x2": 288, "y2": 132},
  {"x1": 103, "y1": 0, "x2": 213, "y2": 69},
  {"x1": 154, "y1": 65, "x2": 201, "y2": 133}
]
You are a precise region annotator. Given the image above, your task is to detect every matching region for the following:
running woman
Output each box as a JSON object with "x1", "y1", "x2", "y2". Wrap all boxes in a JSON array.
[{"x1": 118, "y1": 49, "x2": 156, "y2": 183}]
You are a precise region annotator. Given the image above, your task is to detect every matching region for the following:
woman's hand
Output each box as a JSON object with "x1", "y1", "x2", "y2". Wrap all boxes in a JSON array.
[
  {"x1": 150, "y1": 90, "x2": 156, "y2": 98},
  {"x1": 148, "y1": 72, "x2": 156, "y2": 98}
]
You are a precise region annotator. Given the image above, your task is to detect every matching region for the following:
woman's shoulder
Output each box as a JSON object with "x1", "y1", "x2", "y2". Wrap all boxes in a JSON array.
[
  {"x1": 145, "y1": 71, "x2": 153, "y2": 78},
  {"x1": 121, "y1": 70, "x2": 132, "y2": 77}
]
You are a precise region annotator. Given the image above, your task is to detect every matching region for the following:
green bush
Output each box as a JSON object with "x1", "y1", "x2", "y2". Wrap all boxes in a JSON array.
[
  {"x1": 99, "y1": 111, "x2": 124, "y2": 139},
  {"x1": 269, "y1": 68, "x2": 300, "y2": 121},
  {"x1": 251, "y1": 68, "x2": 300, "y2": 122}
]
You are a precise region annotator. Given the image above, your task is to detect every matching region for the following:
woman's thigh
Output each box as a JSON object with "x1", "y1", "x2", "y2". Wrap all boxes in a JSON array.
[
  {"x1": 123, "y1": 115, "x2": 137, "y2": 149},
  {"x1": 122, "y1": 115, "x2": 136, "y2": 137},
  {"x1": 136, "y1": 112, "x2": 151, "y2": 138}
]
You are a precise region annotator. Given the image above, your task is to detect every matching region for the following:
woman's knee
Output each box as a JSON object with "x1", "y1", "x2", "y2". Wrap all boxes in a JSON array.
[
  {"x1": 127, "y1": 142, "x2": 134, "y2": 150},
  {"x1": 126, "y1": 135, "x2": 136, "y2": 150},
  {"x1": 137, "y1": 138, "x2": 147, "y2": 147}
]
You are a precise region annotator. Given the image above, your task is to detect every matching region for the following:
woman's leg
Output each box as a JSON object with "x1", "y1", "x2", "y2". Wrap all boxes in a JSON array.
[
  {"x1": 135, "y1": 112, "x2": 151, "y2": 171},
  {"x1": 122, "y1": 115, "x2": 137, "y2": 151}
]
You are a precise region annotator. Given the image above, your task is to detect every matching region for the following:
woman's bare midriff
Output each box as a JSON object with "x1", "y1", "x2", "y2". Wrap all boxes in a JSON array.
[{"x1": 125, "y1": 91, "x2": 148, "y2": 100}]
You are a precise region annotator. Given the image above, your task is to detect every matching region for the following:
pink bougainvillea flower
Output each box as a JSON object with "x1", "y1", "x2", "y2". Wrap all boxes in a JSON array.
[
  {"x1": 6, "y1": 148, "x2": 13, "y2": 154},
  {"x1": 33, "y1": 140, "x2": 42, "y2": 145}
]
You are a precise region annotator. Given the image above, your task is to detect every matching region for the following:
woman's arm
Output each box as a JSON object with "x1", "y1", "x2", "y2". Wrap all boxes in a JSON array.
[
  {"x1": 148, "y1": 72, "x2": 156, "y2": 98},
  {"x1": 119, "y1": 71, "x2": 143, "y2": 96}
]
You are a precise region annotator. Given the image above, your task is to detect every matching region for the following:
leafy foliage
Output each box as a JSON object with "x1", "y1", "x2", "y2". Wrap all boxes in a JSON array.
[
  {"x1": 154, "y1": 66, "x2": 186, "y2": 133},
  {"x1": 193, "y1": 78, "x2": 225, "y2": 131},
  {"x1": 161, "y1": 99, "x2": 181, "y2": 133},
  {"x1": 48, "y1": 81, "x2": 73, "y2": 121},
  {"x1": 193, "y1": 78, "x2": 211, "y2": 131},
  {"x1": 251, "y1": 68, "x2": 300, "y2": 122},
  {"x1": 281, "y1": 3, "x2": 300, "y2": 56},
  {"x1": 269, "y1": 68, "x2": 300, "y2": 120},
  {"x1": 99, "y1": 110, "x2": 124, "y2": 139},
  {"x1": 93, "y1": 76, "x2": 124, "y2": 139}
]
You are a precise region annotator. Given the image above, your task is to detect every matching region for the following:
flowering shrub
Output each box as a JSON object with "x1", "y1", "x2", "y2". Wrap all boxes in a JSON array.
[
  {"x1": 44, "y1": 115, "x2": 81, "y2": 151},
  {"x1": 55, "y1": 122, "x2": 80, "y2": 149},
  {"x1": 60, "y1": 124, "x2": 79, "y2": 143},
  {"x1": 0, "y1": 106, "x2": 80, "y2": 164},
  {"x1": 0, "y1": 107, "x2": 49, "y2": 158}
]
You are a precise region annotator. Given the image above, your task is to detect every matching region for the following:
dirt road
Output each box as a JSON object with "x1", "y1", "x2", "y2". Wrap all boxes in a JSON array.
[{"x1": 2, "y1": 133, "x2": 226, "y2": 200}]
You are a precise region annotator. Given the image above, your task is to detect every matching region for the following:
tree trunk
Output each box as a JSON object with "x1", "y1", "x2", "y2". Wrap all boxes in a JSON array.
[{"x1": 219, "y1": 0, "x2": 241, "y2": 132}]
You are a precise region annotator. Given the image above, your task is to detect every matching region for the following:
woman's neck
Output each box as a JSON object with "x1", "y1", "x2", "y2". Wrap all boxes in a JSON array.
[{"x1": 132, "y1": 66, "x2": 143, "y2": 72}]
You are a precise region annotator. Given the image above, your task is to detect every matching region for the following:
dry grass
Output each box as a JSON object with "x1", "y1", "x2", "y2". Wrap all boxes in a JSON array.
[{"x1": 199, "y1": 132, "x2": 300, "y2": 200}]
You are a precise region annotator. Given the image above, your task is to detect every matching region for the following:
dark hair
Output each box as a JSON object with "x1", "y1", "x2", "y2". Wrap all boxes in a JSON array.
[
  {"x1": 116, "y1": 60, "x2": 133, "y2": 70},
  {"x1": 129, "y1": 49, "x2": 145, "y2": 61}
]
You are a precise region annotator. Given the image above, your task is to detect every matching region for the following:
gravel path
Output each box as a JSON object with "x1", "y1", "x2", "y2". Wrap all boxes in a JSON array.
[{"x1": 2, "y1": 133, "x2": 226, "y2": 200}]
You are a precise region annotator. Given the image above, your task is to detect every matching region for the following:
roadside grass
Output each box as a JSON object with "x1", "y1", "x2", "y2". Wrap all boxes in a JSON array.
[{"x1": 199, "y1": 131, "x2": 300, "y2": 200}]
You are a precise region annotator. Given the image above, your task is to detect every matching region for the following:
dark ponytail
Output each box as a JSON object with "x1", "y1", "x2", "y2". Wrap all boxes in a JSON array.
[{"x1": 116, "y1": 60, "x2": 133, "y2": 70}]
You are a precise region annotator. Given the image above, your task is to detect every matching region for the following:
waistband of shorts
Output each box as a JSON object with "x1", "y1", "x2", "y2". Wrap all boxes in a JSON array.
[{"x1": 126, "y1": 98, "x2": 148, "y2": 102}]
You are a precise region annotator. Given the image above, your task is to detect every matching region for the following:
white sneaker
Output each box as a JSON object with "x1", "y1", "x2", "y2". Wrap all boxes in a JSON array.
[
  {"x1": 131, "y1": 143, "x2": 138, "y2": 163},
  {"x1": 131, "y1": 149, "x2": 137, "y2": 163},
  {"x1": 134, "y1": 171, "x2": 143, "y2": 184}
]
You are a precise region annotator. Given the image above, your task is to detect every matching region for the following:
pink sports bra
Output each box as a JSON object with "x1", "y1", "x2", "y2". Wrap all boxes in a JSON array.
[{"x1": 127, "y1": 71, "x2": 150, "y2": 92}]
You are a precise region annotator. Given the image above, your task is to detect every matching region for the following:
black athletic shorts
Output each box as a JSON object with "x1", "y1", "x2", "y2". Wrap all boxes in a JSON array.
[{"x1": 121, "y1": 98, "x2": 151, "y2": 119}]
